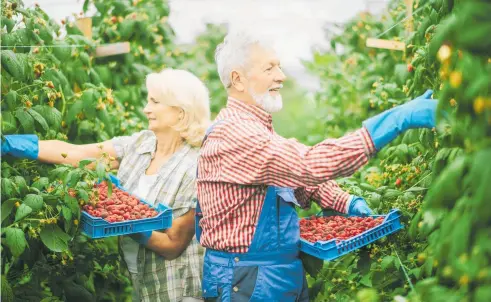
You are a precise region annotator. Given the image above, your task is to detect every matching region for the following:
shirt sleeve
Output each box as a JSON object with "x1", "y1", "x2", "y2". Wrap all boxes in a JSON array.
[
  {"x1": 294, "y1": 180, "x2": 351, "y2": 213},
  {"x1": 110, "y1": 130, "x2": 149, "y2": 161},
  {"x1": 172, "y1": 163, "x2": 198, "y2": 218},
  {"x1": 199, "y1": 119, "x2": 376, "y2": 188}
]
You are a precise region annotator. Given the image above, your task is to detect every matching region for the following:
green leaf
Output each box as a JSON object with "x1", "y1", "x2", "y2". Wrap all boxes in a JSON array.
[
  {"x1": 381, "y1": 256, "x2": 394, "y2": 270},
  {"x1": 107, "y1": 180, "x2": 112, "y2": 197},
  {"x1": 15, "y1": 108, "x2": 35, "y2": 133},
  {"x1": 96, "y1": 109, "x2": 113, "y2": 136},
  {"x1": 15, "y1": 204, "x2": 32, "y2": 222},
  {"x1": 40, "y1": 224, "x2": 70, "y2": 252},
  {"x1": 40, "y1": 297, "x2": 62, "y2": 302},
  {"x1": 82, "y1": 90, "x2": 96, "y2": 119},
  {"x1": 62, "y1": 205, "x2": 72, "y2": 222},
  {"x1": 64, "y1": 195, "x2": 80, "y2": 218},
  {"x1": 360, "y1": 272, "x2": 373, "y2": 287},
  {"x1": 11, "y1": 176, "x2": 28, "y2": 196},
  {"x1": 1, "y1": 111, "x2": 17, "y2": 134},
  {"x1": 85, "y1": 272, "x2": 96, "y2": 294},
  {"x1": 66, "y1": 101, "x2": 84, "y2": 125},
  {"x1": 78, "y1": 159, "x2": 95, "y2": 169},
  {"x1": 1, "y1": 178, "x2": 18, "y2": 200},
  {"x1": 4, "y1": 90, "x2": 18, "y2": 109},
  {"x1": 65, "y1": 169, "x2": 82, "y2": 186},
  {"x1": 48, "y1": 166, "x2": 70, "y2": 182},
  {"x1": 406, "y1": 186, "x2": 428, "y2": 193},
  {"x1": 475, "y1": 286, "x2": 491, "y2": 302},
  {"x1": 299, "y1": 252, "x2": 323, "y2": 277},
  {"x1": 82, "y1": 0, "x2": 90, "y2": 12},
  {"x1": 32, "y1": 105, "x2": 62, "y2": 131},
  {"x1": 4, "y1": 227, "x2": 27, "y2": 257},
  {"x1": 1, "y1": 198, "x2": 19, "y2": 223},
  {"x1": 409, "y1": 267, "x2": 421, "y2": 279},
  {"x1": 23, "y1": 194, "x2": 44, "y2": 211},
  {"x1": 95, "y1": 162, "x2": 106, "y2": 180},
  {"x1": 28, "y1": 108, "x2": 49, "y2": 132},
  {"x1": 78, "y1": 189, "x2": 89, "y2": 202},
  {"x1": 32, "y1": 177, "x2": 49, "y2": 191}
]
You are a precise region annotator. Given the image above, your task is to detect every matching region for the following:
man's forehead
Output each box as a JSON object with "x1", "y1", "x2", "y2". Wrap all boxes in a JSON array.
[{"x1": 249, "y1": 44, "x2": 280, "y2": 65}]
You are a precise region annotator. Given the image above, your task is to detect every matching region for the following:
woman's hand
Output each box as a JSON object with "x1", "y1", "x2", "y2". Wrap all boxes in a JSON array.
[{"x1": 135, "y1": 209, "x2": 196, "y2": 260}]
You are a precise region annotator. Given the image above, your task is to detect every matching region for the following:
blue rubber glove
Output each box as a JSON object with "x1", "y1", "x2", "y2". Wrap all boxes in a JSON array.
[
  {"x1": 348, "y1": 196, "x2": 373, "y2": 217},
  {"x1": 129, "y1": 231, "x2": 153, "y2": 245},
  {"x1": 1, "y1": 134, "x2": 39, "y2": 160},
  {"x1": 363, "y1": 89, "x2": 438, "y2": 150}
]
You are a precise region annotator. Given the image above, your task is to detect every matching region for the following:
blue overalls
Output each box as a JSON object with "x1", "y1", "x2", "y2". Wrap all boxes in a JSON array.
[{"x1": 195, "y1": 122, "x2": 309, "y2": 301}]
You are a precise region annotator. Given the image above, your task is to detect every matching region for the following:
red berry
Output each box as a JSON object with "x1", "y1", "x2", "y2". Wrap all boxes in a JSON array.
[
  {"x1": 407, "y1": 64, "x2": 414, "y2": 72},
  {"x1": 395, "y1": 178, "x2": 402, "y2": 187}
]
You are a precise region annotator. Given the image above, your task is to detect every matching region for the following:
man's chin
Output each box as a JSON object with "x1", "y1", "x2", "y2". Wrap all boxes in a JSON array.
[{"x1": 258, "y1": 96, "x2": 283, "y2": 113}]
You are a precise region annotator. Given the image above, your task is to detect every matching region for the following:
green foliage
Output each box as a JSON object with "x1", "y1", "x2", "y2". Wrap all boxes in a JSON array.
[{"x1": 298, "y1": 0, "x2": 491, "y2": 301}]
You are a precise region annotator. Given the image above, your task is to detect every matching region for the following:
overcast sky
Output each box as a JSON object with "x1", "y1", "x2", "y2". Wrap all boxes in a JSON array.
[{"x1": 23, "y1": 0, "x2": 388, "y2": 91}]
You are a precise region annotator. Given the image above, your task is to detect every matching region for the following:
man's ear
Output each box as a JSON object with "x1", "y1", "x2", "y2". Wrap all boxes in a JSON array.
[{"x1": 230, "y1": 70, "x2": 245, "y2": 92}]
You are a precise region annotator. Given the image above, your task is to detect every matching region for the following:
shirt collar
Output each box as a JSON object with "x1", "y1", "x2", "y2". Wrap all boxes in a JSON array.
[
  {"x1": 227, "y1": 97, "x2": 273, "y2": 128},
  {"x1": 136, "y1": 131, "x2": 191, "y2": 159},
  {"x1": 136, "y1": 131, "x2": 157, "y2": 156}
]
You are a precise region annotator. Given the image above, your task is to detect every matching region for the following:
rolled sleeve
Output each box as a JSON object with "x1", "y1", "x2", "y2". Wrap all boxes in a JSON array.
[{"x1": 111, "y1": 130, "x2": 153, "y2": 161}]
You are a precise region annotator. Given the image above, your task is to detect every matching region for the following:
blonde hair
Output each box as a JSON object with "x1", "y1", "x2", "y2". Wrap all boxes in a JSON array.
[{"x1": 146, "y1": 68, "x2": 211, "y2": 147}]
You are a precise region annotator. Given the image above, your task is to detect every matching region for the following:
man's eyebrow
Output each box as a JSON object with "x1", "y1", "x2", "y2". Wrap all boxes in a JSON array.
[{"x1": 263, "y1": 60, "x2": 280, "y2": 68}]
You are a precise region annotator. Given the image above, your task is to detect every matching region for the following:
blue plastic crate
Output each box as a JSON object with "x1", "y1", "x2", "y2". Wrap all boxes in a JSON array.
[
  {"x1": 299, "y1": 209, "x2": 403, "y2": 261},
  {"x1": 81, "y1": 175, "x2": 172, "y2": 239}
]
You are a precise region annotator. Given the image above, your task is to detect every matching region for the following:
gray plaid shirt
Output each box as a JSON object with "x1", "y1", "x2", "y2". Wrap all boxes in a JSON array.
[{"x1": 111, "y1": 130, "x2": 203, "y2": 302}]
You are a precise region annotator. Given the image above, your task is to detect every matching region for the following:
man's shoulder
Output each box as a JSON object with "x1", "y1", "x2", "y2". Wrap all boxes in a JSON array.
[{"x1": 213, "y1": 110, "x2": 266, "y2": 135}]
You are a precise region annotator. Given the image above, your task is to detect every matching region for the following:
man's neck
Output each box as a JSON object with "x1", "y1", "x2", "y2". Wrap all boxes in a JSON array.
[{"x1": 228, "y1": 91, "x2": 256, "y2": 106}]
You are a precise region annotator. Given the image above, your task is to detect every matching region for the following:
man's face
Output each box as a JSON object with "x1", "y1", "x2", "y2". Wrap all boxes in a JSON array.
[{"x1": 233, "y1": 44, "x2": 287, "y2": 113}]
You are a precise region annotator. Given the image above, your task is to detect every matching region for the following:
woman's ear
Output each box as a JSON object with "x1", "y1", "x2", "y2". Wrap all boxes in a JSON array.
[{"x1": 178, "y1": 108, "x2": 184, "y2": 120}]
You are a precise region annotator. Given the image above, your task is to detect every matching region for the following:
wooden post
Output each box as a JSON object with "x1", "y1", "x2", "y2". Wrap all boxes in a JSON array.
[
  {"x1": 75, "y1": 17, "x2": 130, "y2": 58},
  {"x1": 365, "y1": 0, "x2": 414, "y2": 51},
  {"x1": 75, "y1": 17, "x2": 92, "y2": 39},
  {"x1": 404, "y1": 0, "x2": 414, "y2": 33}
]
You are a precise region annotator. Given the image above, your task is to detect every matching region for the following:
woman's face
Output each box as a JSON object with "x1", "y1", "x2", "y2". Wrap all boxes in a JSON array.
[{"x1": 143, "y1": 93, "x2": 182, "y2": 132}]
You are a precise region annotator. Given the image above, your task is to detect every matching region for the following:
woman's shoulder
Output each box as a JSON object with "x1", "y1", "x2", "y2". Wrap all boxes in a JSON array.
[
  {"x1": 133, "y1": 130, "x2": 155, "y2": 143},
  {"x1": 179, "y1": 145, "x2": 200, "y2": 177}
]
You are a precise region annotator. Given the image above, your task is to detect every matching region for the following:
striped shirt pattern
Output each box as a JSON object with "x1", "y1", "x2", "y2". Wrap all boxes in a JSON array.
[
  {"x1": 197, "y1": 98, "x2": 376, "y2": 253},
  {"x1": 112, "y1": 130, "x2": 204, "y2": 302}
]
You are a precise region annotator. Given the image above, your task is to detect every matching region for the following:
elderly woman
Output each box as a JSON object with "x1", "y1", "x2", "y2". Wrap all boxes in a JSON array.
[{"x1": 1, "y1": 68, "x2": 211, "y2": 301}]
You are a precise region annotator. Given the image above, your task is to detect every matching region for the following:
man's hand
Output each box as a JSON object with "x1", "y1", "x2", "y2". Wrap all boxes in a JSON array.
[
  {"x1": 348, "y1": 196, "x2": 373, "y2": 217},
  {"x1": 363, "y1": 89, "x2": 438, "y2": 150}
]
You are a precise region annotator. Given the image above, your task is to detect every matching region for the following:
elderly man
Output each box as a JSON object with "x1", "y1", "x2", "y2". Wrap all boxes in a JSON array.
[{"x1": 195, "y1": 30, "x2": 437, "y2": 301}]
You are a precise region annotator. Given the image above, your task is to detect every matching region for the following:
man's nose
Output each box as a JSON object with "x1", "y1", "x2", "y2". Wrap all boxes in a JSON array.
[{"x1": 275, "y1": 68, "x2": 286, "y2": 82}]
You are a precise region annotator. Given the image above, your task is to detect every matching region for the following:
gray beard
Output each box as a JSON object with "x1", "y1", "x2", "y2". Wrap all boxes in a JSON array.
[{"x1": 248, "y1": 88, "x2": 283, "y2": 113}]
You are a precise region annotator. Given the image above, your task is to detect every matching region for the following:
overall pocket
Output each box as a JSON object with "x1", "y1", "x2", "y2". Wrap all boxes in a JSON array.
[
  {"x1": 230, "y1": 266, "x2": 259, "y2": 302},
  {"x1": 202, "y1": 261, "x2": 219, "y2": 298}
]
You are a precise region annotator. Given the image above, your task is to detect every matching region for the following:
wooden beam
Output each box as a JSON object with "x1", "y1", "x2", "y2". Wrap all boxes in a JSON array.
[
  {"x1": 366, "y1": 38, "x2": 405, "y2": 51},
  {"x1": 95, "y1": 42, "x2": 131, "y2": 57}
]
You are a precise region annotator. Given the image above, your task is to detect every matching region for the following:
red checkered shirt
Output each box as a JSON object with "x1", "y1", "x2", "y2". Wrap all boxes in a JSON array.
[{"x1": 197, "y1": 98, "x2": 376, "y2": 253}]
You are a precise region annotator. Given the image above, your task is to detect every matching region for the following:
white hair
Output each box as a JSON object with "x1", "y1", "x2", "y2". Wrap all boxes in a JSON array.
[
  {"x1": 215, "y1": 29, "x2": 274, "y2": 89},
  {"x1": 145, "y1": 68, "x2": 211, "y2": 147}
]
